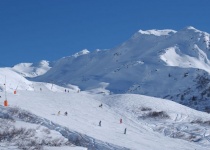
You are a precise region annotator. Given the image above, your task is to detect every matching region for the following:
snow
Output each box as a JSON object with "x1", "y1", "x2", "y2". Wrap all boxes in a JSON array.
[
  {"x1": 12, "y1": 60, "x2": 51, "y2": 77},
  {"x1": 28, "y1": 26, "x2": 210, "y2": 112},
  {"x1": 0, "y1": 68, "x2": 33, "y2": 92},
  {"x1": 138, "y1": 29, "x2": 176, "y2": 36},
  {"x1": 2, "y1": 26, "x2": 210, "y2": 149},
  {"x1": 72, "y1": 49, "x2": 90, "y2": 58},
  {"x1": 160, "y1": 46, "x2": 210, "y2": 73},
  {"x1": 45, "y1": 146, "x2": 87, "y2": 150},
  {"x1": 184, "y1": 26, "x2": 203, "y2": 33},
  {"x1": 0, "y1": 77, "x2": 209, "y2": 149}
]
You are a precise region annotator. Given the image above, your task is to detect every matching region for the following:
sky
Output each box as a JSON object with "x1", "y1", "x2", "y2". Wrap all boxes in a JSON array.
[{"x1": 0, "y1": 0, "x2": 210, "y2": 67}]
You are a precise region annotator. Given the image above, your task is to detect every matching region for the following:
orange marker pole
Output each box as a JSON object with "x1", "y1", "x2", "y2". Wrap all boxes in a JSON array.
[{"x1": 4, "y1": 100, "x2": 8, "y2": 106}]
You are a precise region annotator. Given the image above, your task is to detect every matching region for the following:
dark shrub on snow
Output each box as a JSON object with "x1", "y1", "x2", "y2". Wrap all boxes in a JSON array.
[{"x1": 139, "y1": 111, "x2": 170, "y2": 119}]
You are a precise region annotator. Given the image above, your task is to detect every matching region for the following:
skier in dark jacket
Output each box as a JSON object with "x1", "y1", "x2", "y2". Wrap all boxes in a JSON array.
[
  {"x1": 124, "y1": 128, "x2": 127, "y2": 134},
  {"x1": 64, "y1": 111, "x2": 68, "y2": 116},
  {"x1": 99, "y1": 120, "x2": 101, "y2": 126}
]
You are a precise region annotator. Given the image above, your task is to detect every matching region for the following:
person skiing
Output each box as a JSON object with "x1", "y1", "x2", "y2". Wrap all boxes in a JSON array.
[
  {"x1": 64, "y1": 111, "x2": 68, "y2": 116},
  {"x1": 99, "y1": 120, "x2": 101, "y2": 126},
  {"x1": 124, "y1": 128, "x2": 127, "y2": 134},
  {"x1": 99, "y1": 103, "x2": 103, "y2": 108},
  {"x1": 57, "y1": 111, "x2": 60, "y2": 116},
  {"x1": 120, "y1": 118, "x2": 122, "y2": 124}
]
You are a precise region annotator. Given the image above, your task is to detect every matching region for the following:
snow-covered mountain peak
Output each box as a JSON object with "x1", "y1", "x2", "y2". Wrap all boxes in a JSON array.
[
  {"x1": 3, "y1": 26, "x2": 210, "y2": 149},
  {"x1": 138, "y1": 29, "x2": 176, "y2": 36},
  {"x1": 73, "y1": 49, "x2": 90, "y2": 58},
  {"x1": 13, "y1": 26, "x2": 210, "y2": 112},
  {"x1": 12, "y1": 60, "x2": 51, "y2": 77},
  {"x1": 37, "y1": 60, "x2": 49, "y2": 66},
  {"x1": 178, "y1": 26, "x2": 209, "y2": 37},
  {"x1": 184, "y1": 26, "x2": 201, "y2": 32},
  {"x1": 158, "y1": 27, "x2": 210, "y2": 73}
]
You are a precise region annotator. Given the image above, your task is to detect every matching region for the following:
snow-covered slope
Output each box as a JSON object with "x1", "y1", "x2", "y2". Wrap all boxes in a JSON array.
[
  {"x1": 1, "y1": 82, "x2": 210, "y2": 150},
  {"x1": 12, "y1": 60, "x2": 52, "y2": 77},
  {"x1": 1, "y1": 69, "x2": 210, "y2": 149},
  {"x1": 0, "y1": 68, "x2": 33, "y2": 93},
  {"x1": 31, "y1": 26, "x2": 210, "y2": 112},
  {"x1": 0, "y1": 67, "x2": 79, "y2": 94}
]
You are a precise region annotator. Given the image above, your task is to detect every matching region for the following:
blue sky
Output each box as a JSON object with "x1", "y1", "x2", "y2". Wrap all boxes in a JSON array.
[{"x1": 0, "y1": 0, "x2": 210, "y2": 67}]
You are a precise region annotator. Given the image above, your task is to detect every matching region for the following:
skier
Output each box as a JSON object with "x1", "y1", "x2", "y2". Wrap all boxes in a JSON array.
[
  {"x1": 124, "y1": 128, "x2": 127, "y2": 134},
  {"x1": 99, "y1": 103, "x2": 103, "y2": 108},
  {"x1": 65, "y1": 89, "x2": 66, "y2": 92},
  {"x1": 64, "y1": 111, "x2": 68, "y2": 116},
  {"x1": 99, "y1": 120, "x2": 101, "y2": 126},
  {"x1": 120, "y1": 118, "x2": 122, "y2": 124},
  {"x1": 57, "y1": 111, "x2": 60, "y2": 116}
]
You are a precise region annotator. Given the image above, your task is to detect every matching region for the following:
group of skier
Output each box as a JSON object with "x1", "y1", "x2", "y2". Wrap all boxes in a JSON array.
[
  {"x1": 64, "y1": 89, "x2": 69, "y2": 93},
  {"x1": 98, "y1": 119, "x2": 126, "y2": 134},
  {"x1": 57, "y1": 111, "x2": 68, "y2": 116},
  {"x1": 56, "y1": 103, "x2": 127, "y2": 135},
  {"x1": 64, "y1": 89, "x2": 80, "y2": 93},
  {"x1": 98, "y1": 103, "x2": 127, "y2": 134}
]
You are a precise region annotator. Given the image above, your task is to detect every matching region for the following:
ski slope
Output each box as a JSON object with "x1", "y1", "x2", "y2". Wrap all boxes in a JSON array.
[{"x1": 1, "y1": 81, "x2": 209, "y2": 150}]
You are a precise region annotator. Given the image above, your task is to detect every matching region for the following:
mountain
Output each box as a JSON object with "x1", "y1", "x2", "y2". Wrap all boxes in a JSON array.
[
  {"x1": 2, "y1": 26, "x2": 210, "y2": 149},
  {"x1": 29, "y1": 26, "x2": 210, "y2": 112},
  {"x1": 12, "y1": 60, "x2": 52, "y2": 78}
]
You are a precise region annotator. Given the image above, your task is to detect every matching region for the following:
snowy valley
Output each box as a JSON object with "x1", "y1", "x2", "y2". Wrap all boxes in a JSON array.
[{"x1": 1, "y1": 26, "x2": 210, "y2": 150}]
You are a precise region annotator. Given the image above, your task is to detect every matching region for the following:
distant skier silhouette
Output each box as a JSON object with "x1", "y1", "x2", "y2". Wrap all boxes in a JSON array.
[
  {"x1": 64, "y1": 111, "x2": 68, "y2": 116},
  {"x1": 99, "y1": 103, "x2": 103, "y2": 108},
  {"x1": 120, "y1": 118, "x2": 122, "y2": 124},
  {"x1": 57, "y1": 111, "x2": 60, "y2": 116},
  {"x1": 99, "y1": 120, "x2": 101, "y2": 126},
  {"x1": 124, "y1": 128, "x2": 127, "y2": 134}
]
